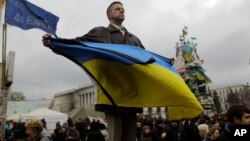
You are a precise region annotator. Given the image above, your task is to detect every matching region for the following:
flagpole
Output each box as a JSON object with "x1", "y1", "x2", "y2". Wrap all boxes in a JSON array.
[
  {"x1": 2, "y1": 22, "x2": 7, "y2": 89},
  {"x1": 0, "y1": 0, "x2": 8, "y2": 140}
]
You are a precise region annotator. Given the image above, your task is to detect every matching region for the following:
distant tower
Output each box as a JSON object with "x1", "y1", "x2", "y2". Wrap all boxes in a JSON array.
[{"x1": 174, "y1": 26, "x2": 214, "y2": 115}]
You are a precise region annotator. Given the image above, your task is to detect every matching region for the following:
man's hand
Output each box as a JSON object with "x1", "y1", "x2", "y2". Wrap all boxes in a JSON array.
[{"x1": 42, "y1": 34, "x2": 53, "y2": 47}]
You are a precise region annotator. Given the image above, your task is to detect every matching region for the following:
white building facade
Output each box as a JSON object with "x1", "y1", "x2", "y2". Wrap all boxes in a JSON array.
[
  {"x1": 53, "y1": 84, "x2": 96, "y2": 113},
  {"x1": 211, "y1": 84, "x2": 249, "y2": 112},
  {"x1": 53, "y1": 83, "x2": 249, "y2": 117}
]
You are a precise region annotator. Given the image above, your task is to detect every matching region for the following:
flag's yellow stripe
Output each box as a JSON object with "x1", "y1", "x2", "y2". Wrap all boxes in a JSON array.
[{"x1": 83, "y1": 59, "x2": 203, "y2": 119}]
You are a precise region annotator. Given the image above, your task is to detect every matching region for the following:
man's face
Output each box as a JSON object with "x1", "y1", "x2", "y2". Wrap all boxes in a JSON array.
[
  {"x1": 239, "y1": 112, "x2": 250, "y2": 125},
  {"x1": 108, "y1": 4, "x2": 125, "y2": 22}
]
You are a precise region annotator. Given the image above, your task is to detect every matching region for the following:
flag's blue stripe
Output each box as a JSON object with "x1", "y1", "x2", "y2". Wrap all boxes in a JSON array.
[
  {"x1": 80, "y1": 42, "x2": 154, "y2": 64},
  {"x1": 50, "y1": 42, "x2": 136, "y2": 65},
  {"x1": 50, "y1": 39, "x2": 178, "y2": 74},
  {"x1": 150, "y1": 52, "x2": 178, "y2": 74},
  {"x1": 79, "y1": 41, "x2": 178, "y2": 74}
]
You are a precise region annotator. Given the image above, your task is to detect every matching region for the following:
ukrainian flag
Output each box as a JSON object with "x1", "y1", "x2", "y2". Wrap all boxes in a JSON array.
[{"x1": 50, "y1": 39, "x2": 203, "y2": 120}]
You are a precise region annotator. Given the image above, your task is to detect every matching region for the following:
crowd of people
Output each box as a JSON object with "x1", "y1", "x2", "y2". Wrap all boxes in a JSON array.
[
  {"x1": 135, "y1": 104, "x2": 250, "y2": 141},
  {"x1": 3, "y1": 118, "x2": 107, "y2": 141},
  {"x1": 135, "y1": 113, "x2": 223, "y2": 141},
  {"x1": 1, "y1": 104, "x2": 250, "y2": 141}
]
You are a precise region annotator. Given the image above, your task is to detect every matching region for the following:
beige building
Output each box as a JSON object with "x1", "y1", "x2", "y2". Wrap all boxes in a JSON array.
[
  {"x1": 211, "y1": 84, "x2": 249, "y2": 112},
  {"x1": 53, "y1": 83, "x2": 249, "y2": 118},
  {"x1": 53, "y1": 88, "x2": 76, "y2": 112},
  {"x1": 53, "y1": 84, "x2": 167, "y2": 118},
  {"x1": 142, "y1": 107, "x2": 166, "y2": 118},
  {"x1": 77, "y1": 84, "x2": 97, "y2": 108},
  {"x1": 53, "y1": 84, "x2": 97, "y2": 113}
]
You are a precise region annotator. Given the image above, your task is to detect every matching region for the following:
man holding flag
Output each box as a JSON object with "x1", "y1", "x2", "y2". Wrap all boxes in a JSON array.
[
  {"x1": 42, "y1": 1, "x2": 205, "y2": 141},
  {"x1": 1, "y1": 0, "x2": 203, "y2": 141},
  {"x1": 43, "y1": 1, "x2": 145, "y2": 141}
]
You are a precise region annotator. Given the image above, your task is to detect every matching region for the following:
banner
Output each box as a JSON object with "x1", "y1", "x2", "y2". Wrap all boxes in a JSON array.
[{"x1": 6, "y1": 0, "x2": 59, "y2": 35}]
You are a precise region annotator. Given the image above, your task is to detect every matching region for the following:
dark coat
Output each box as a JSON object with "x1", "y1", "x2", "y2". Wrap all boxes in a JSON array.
[
  {"x1": 140, "y1": 132, "x2": 152, "y2": 141},
  {"x1": 75, "y1": 24, "x2": 144, "y2": 49},
  {"x1": 86, "y1": 130, "x2": 105, "y2": 141},
  {"x1": 151, "y1": 125, "x2": 173, "y2": 141}
]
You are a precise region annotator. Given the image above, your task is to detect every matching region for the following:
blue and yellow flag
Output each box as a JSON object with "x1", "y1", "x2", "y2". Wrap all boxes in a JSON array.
[{"x1": 50, "y1": 39, "x2": 203, "y2": 120}]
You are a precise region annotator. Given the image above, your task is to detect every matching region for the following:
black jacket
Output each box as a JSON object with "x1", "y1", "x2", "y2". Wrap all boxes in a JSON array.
[{"x1": 75, "y1": 24, "x2": 144, "y2": 49}]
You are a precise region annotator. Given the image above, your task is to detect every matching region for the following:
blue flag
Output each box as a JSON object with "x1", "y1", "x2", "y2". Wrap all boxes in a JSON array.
[{"x1": 6, "y1": 0, "x2": 59, "y2": 35}]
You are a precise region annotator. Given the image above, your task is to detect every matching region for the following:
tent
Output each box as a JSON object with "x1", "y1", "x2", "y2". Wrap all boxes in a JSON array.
[
  {"x1": 6, "y1": 112, "x2": 23, "y2": 122},
  {"x1": 21, "y1": 108, "x2": 68, "y2": 131}
]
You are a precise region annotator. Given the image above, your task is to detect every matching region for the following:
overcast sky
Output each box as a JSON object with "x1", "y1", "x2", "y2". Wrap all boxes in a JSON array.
[{"x1": 1, "y1": 0, "x2": 250, "y2": 100}]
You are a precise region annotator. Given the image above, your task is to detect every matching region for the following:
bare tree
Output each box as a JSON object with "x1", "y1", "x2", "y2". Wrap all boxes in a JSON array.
[
  {"x1": 213, "y1": 91, "x2": 222, "y2": 114},
  {"x1": 238, "y1": 83, "x2": 250, "y2": 106},
  {"x1": 227, "y1": 87, "x2": 240, "y2": 107}
]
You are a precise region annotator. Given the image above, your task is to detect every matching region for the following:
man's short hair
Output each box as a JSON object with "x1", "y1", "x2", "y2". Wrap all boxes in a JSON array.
[
  {"x1": 226, "y1": 104, "x2": 250, "y2": 123},
  {"x1": 106, "y1": 1, "x2": 123, "y2": 16}
]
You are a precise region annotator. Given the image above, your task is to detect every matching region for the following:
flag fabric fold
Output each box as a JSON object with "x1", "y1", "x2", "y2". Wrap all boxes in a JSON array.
[
  {"x1": 6, "y1": 0, "x2": 59, "y2": 35},
  {"x1": 50, "y1": 39, "x2": 204, "y2": 120}
]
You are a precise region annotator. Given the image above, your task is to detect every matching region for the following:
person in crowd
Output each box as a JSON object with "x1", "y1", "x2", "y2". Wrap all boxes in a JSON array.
[
  {"x1": 211, "y1": 122, "x2": 223, "y2": 134},
  {"x1": 215, "y1": 104, "x2": 250, "y2": 141},
  {"x1": 169, "y1": 120, "x2": 181, "y2": 141},
  {"x1": 25, "y1": 118, "x2": 51, "y2": 141},
  {"x1": 6, "y1": 122, "x2": 29, "y2": 141},
  {"x1": 65, "y1": 123, "x2": 80, "y2": 141},
  {"x1": 55, "y1": 127, "x2": 67, "y2": 141},
  {"x1": 198, "y1": 124, "x2": 209, "y2": 141},
  {"x1": 204, "y1": 127, "x2": 220, "y2": 141},
  {"x1": 5, "y1": 121, "x2": 13, "y2": 139},
  {"x1": 75, "y1": 120, "x2": 86, "y2": 141},
  {"x1": 40, "y1": 119, "x2": 51, "y2": 140},
  {"x1": 53, "y1": 122, "x2": 62, "y2": 141},
  {"x1": 151, "y1": 119, "x2": 172, "y2": 141},
  {"x1": 140, "y1": 125, "x2": 152, "y2": 141},
  {"x1": 86, "y1": 120, "x2": 105, "y2": 141},
  {"x1": 136, "y1": 121, "x2": 143, "y2": 141},
  {"x1": 178, "y1": 119, "x2": 201, "y2": 141},
  {"x1": 142, "y1": 115, "x2": 154, "y2": 130},
  {"x1": 81, "y1": 122, "x2": 89, "y2": 141},
  {"x1": 41, "y1": 119, "x2": 47, "y2": 130},
  {"x1": 42, "y1": 1, "x2": 144, "y2": 141}
]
